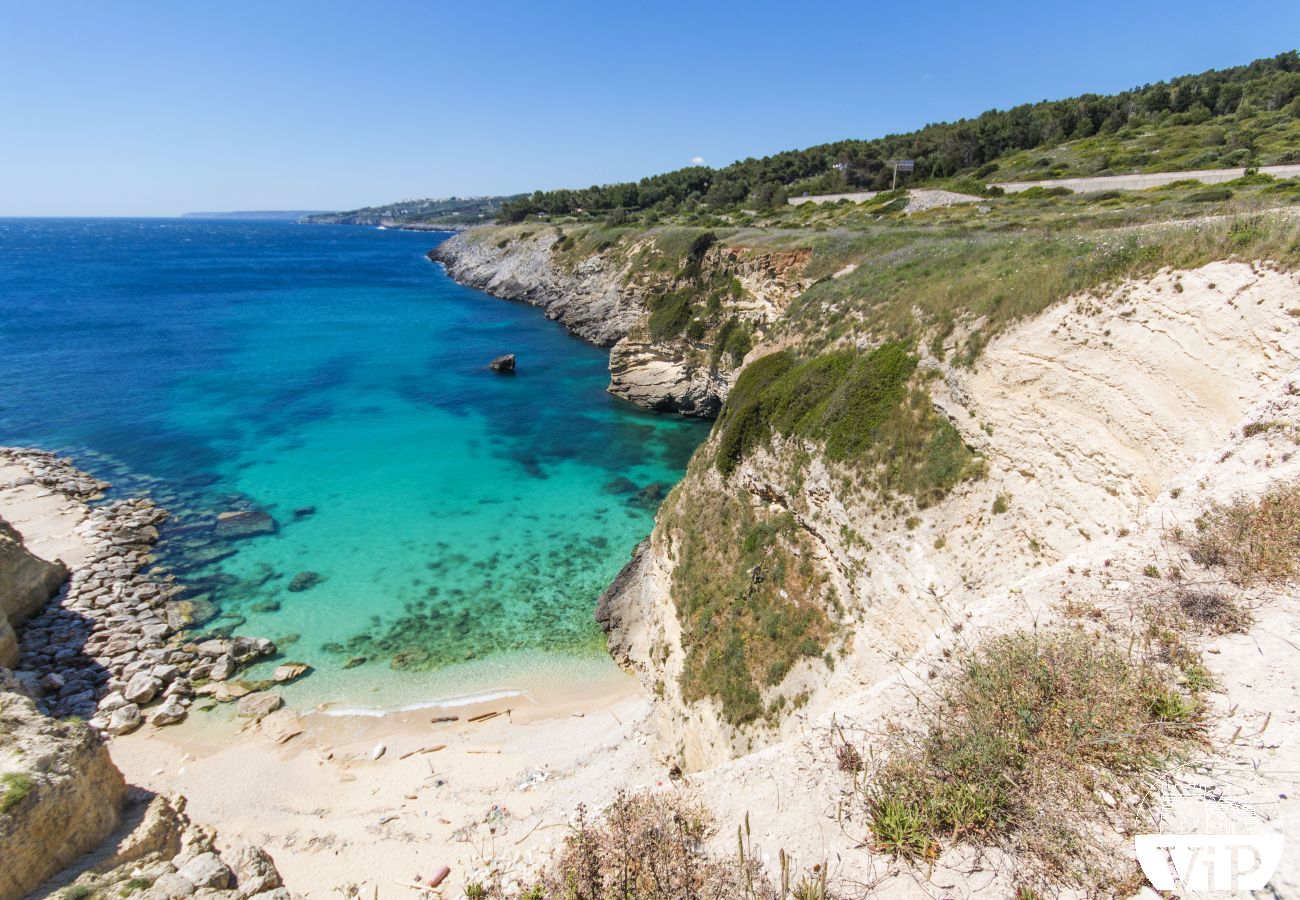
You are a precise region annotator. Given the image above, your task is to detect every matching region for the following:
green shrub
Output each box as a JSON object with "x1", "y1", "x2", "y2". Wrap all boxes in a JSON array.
[{"x1": 1187, "y1": 186, "x2": 1233, "y2": 203}]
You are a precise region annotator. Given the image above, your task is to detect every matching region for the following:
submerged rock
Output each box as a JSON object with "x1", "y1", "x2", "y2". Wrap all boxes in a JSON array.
[
  {"x1": 602, "y1": 476, "x2": 638, "y2": 495},
  {"x1": 287, "y1": 571, "x2": 324, "y2": 593},
  {"x1": 488, "y1": 353, "x2": 516, "y2": 373},
  {"x1": 214, "y1": 509, "x2": 277, "y2": 540},
  {"x1": 165, "y1": 596, "x2": 219, "y2": 630}
]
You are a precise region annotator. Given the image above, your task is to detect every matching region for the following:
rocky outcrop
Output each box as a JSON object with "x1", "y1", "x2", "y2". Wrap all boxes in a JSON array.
[
  {"x1": 430, "y1": 232, "x2": 640, "y2": 347},
  {"x1": 0, "y1": 519, "x2": 67, "y2": 668},
  {"x1": 0, "y1": 683, "x2": 294, "y2": 900},
  {"x1": 431, "y1": 231, "x2": 811, "y2": 417},
  {"x1": 0, "y1": 684, "x2": 127, "y2": 899},
  {"x1": 606, "y1": 337, "x2": 727, "y2": 416}
]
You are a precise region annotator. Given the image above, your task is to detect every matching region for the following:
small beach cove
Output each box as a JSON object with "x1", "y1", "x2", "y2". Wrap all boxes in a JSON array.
[{"x1": 0, "y1": 219, "x2": 708, "y2": 718}]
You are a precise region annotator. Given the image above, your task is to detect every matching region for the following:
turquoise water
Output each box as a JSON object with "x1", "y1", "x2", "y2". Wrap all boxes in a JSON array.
[{"x1": 0, "y1": 219, "x2": 707, "y2": 708}]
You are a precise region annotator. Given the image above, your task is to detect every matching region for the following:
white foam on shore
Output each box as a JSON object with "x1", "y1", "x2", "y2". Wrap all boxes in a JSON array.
[{"x1": 317, "y1": 688, "x2": 530, "y2": 718}]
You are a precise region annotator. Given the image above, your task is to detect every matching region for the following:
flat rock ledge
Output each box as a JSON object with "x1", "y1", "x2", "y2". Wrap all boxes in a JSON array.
[{"x1": 1, "y1": 447, "x2": 278, "y2": 734}]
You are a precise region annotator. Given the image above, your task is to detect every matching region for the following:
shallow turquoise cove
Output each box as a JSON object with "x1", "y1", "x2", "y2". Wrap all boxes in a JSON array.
[{"x1": 0, "y1": 218, "x2": 708, "y2": 707}]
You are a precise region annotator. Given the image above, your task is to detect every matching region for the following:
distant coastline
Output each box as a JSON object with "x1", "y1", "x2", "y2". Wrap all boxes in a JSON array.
[{"x1": 181, "y1": 210, "x2": 328, "y2": 221}]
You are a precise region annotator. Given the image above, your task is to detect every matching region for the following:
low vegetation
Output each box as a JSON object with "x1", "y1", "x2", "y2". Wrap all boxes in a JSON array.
[
  {"x1": 866, "y1": 628, "x2": 1202, "y2": 891},
  {"x1": 1176, "y1": 477, "x2": 1300, "y2": 585},
  {"x1": 668, "y1": 486, "x2": 833, "y2": 726}
]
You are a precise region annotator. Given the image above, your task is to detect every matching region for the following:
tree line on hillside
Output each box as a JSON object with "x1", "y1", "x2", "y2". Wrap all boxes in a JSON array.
[{"x1": 499, "y1": 51, "x2": 1300, "y2": 222}]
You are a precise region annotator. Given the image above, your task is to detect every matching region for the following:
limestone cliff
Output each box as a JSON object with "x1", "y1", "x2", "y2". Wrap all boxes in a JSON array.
[
  {"x1": 600, "y1": 260, "x2": 1300, "y2": 769},
  {"x1": 0, "y1": 685, "x2": 126, "y2": 899},
  {"x1": 430, "y1": 227, "x2": 811, "y2": 416},
  {"x1": 0, "y1": 519, "x2": 67, "y2": 669}
]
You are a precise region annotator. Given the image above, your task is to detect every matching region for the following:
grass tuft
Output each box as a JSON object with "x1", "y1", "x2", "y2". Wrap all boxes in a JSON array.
[{"x1": 0, "y1": 771, "x2": 35, "y2": 815}]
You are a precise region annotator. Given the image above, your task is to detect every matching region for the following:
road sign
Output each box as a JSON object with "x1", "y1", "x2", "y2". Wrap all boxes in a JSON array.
[{"x1": 888, "y1": 159, "x2": 915, "y2": 189}]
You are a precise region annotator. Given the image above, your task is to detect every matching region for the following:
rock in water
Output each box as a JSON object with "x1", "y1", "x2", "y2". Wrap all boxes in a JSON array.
[
  {"x1": 214, "y1": 509, "x2": 278, "y2": 540},
  {"x1": 287, "y1": 570, "x2": 323, "y2": 592},
  {"x1": 273, "y1": 662, "x2": 310, "y2": 683},
  {"x1": 488, "y1": 353, "x2": 516, "y2": 373}
]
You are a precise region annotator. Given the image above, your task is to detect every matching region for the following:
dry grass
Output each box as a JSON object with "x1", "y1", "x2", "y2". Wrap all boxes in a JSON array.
[
  {"x1": 1177, "y1": 477, "x2": 1300, "y2": 586},
  {"x1": 519, "y1": 792, "x2": 784, "y2": 900},
  {"x1": 866, "y1": 628, "x2": 1202, "y2": 893}
]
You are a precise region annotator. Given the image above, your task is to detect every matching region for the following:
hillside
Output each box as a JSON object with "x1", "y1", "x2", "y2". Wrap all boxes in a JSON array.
[
  {"x1": 496, "y1": 51, "x2": 1300, "y2": 221},
  {"x1": 428, "y1": 149, "x2": 1300, "y2": 891},
  {"x1": 303, "y1": 194, "x2": 520, "y2": 229}
]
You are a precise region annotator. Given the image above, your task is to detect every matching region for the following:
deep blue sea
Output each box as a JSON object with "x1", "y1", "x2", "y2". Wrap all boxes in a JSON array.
[{"x1": 0, "y1": 219, "x2": 706, "y2": 709}]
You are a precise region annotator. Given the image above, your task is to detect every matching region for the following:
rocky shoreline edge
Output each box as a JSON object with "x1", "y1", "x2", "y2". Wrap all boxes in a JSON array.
[{"x1": 1, "y1": 447, "x2": 284, "y2": 737}]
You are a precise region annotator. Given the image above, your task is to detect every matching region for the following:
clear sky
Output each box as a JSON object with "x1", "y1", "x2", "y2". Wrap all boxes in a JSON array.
[{"x1": 3, "y1": 1, "x2": 1297, "y2": 216}]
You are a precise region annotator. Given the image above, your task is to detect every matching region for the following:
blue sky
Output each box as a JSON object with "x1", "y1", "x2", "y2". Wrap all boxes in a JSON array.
[{"x1": 3, "y1": 1, "x2": 1297, "y2": 216}]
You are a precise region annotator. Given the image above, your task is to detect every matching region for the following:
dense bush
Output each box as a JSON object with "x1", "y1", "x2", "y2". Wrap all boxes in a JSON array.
[{"x1": 714, "y1": 344, "x2": 979, "y2": 505}]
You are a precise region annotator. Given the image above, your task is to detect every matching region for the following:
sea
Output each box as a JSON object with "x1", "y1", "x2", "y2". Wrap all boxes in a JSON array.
[{"x1": 0, "y1": 218, "x2": 707, "y2": 711}]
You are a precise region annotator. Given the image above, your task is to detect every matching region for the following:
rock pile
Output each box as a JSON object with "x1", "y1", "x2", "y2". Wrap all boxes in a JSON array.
[{"x1": 2, "y1": 449, "x2": 278, "y2": 733}]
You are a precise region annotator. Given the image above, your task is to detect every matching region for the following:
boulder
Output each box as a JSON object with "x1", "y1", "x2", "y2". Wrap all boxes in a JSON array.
[
  {"x1": 107, "y1": 702, "x2": 143, "y2": 735},
  {"x1": 176, "y1": 851, "x2": 233, "y2": 890},
  {"x1": 222, "y1": 843, "x2": 283, "y2": 894},
  {"x1": 236, "y1": 691, "x2": 283, "y2": 719},
  {"x1": 124, "y1": 672, "x2": 162, "y2": 705},
  {"x1": 149, "y1": 872, "x2": 197, "y2": 898},
  {"x1": 150, "y1": 695, "x2": 188, "y2": 727},
  {"x1": 97, "y1": 690, "x2": 130, "y2": 714},
  {"x1": 208, "y1": 655, "x2": 236, "y2": 682},
  {"x1": 260, "y1": 709, "x2": 304, "y2": 745},
  {"x1": 214, "y1": 510, "x2": 277, "y2": 540},
  {"x1": 488, "y1": 353, "x2": 516, "y2": 373}
]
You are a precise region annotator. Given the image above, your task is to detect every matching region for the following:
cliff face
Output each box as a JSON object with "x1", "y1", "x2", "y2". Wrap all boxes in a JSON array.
[
  {"x1": 430, "y1": 228, "x2": 811, "y2": 417},
  {"x1": 0, "y1": 518, "x2": 68, "y2": 668},
  {"x1": 0, "y1": 684, "x2": 126, "y2": 899},
  {"x1": 600, "y1": 260, "x2": 1300, "y2": 769}
]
